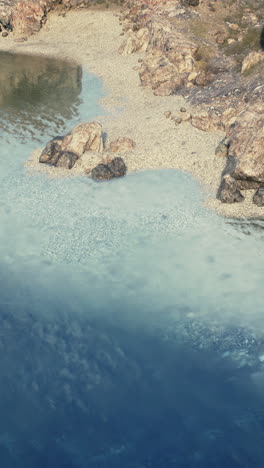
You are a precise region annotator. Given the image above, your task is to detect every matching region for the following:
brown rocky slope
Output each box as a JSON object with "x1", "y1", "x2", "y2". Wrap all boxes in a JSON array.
[{"x1": 118, "y1": 0, "x2": 264, "y2": 207}]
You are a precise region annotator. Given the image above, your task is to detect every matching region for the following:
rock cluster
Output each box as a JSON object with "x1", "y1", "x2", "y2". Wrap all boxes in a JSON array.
[
  {"x1": 0, "y1": 0, "x2": 91, "y2": 36},
  {"x1": 39, "y1": 121, "x2": 135, "y2": 180},
  {"x1": 119, "y1": 0, "x2": 264, "y2": 206}
]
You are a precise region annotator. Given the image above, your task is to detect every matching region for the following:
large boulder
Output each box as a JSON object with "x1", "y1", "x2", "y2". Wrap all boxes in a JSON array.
[
  {"x1": 39, "y1": 121, "x2": 104, "y2": 169},
  {"x1": 61, "y1": 122, "x2": 104, "y2": 155},
  {"x1": 91, "y1": 157, "x2": 127, "y2": 181}
]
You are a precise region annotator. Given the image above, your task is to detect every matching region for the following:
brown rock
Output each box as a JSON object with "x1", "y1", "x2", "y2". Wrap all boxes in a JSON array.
[
  {"x1": 12, "y1": 1, "x2": 46, "y2": 36},
  {"x1": 61, "y1": 122, "x2": 104, "y2": 155},
  {"x1": 109, "y1": 137, "x2": 136, "y2": 153}
]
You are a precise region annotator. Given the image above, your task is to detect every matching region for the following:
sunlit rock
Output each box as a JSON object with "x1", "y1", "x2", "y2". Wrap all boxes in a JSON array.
[{"x1": 61, "y1": 122, "x2": 104, "y2": 155}]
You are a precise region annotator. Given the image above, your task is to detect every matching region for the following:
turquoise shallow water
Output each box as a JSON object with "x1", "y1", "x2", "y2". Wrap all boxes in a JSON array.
[{"x1": 1, "y1": 52, "x2": 264, "y2": 467}]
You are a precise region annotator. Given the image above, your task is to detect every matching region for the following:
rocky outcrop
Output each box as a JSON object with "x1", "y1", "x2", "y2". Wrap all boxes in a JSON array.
[
  {"x1": 12, "y1": 1, "x2": 46, "y2": 36},
  {"x1": 39, "y1": 122, "x2": 133, "y2": 176},
  {"x1": 61, "y1": 122, "x2": 104, "y2": 155},
  {"x1": 0, "y1": 0, "x2": 92, "y2": 36},
  {"x1": 39, "y1": 122, "x2": 104, "y2": 169},
  {"x1": 217, "y1": 106, "x2": 264, "y2": 204},
  {"x1": 120, "y1": 0, "x2": 264, "y2": 207}
]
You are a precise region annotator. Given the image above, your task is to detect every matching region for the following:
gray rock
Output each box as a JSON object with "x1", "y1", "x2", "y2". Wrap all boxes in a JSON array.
[
  {"x1": 253, "y1": 187, "x2": 264, "y2": 207},
  {"x1": 54, "y1": 151, "x2": 79, "y2": 169},
  {"x1": 217, "y1": 176, "x2": 245, "y2": 203},
  {"x1": 91, "y1": 157, "x2": 127, "y2": 181},
  {"x1": 39, "y1": 136, "x2": 63, "y2": 165}
]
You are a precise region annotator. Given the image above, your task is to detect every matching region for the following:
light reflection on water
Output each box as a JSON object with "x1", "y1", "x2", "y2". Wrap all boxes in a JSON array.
[
  {"x1": 0, "y1": 51, "x2": 102, "y2": 142},
  {"x1": 1, "y1": 52, "x2": 264, "y2": 468}
]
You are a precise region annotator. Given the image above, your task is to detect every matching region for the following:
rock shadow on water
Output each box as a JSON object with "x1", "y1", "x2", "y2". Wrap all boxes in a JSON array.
[{"x1": 0, "y1": 51, "x2": 83, "y2": 142}]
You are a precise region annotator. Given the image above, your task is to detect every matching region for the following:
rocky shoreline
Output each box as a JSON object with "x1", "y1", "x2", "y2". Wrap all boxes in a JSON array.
[
  {"x1": 0, "y1": 0, "x2": 263, "y2": 217},
  {"x1": 118, "y1": 0, "x2": 264, "y2": 209}
]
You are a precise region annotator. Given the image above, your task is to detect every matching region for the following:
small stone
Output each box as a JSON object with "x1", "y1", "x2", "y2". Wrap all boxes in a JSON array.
[
  {"x1": 188, "y1": 71, "x2": 198, "y2": 82},
  {"x1": 181, "y1": 112, "x2": 191, "y2": 122},
  {"x1": 2, "y1": 31, "x2": 8, "y2": 37},
  {"x1": 175, "y1": 117, "x2": 182, "y2": 125},
  {"x1": 164, "y1": 111, "x2": 172, "y2": 118},
  {"x1": 253, "y1": 187, "x2": 264, "y2": 207},
  {"x1": 180, "y1": 107, "x2": 186, "y2": 113}
]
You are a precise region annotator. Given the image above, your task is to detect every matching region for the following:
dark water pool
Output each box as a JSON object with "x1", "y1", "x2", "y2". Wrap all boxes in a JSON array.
[{"x1": 1, "y1": 51, "x2": 264, "y2": 468}]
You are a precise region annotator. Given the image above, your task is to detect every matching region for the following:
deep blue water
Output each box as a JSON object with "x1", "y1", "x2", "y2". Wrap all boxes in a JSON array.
[{"x1": 1, "y1": 51, "x2": 264, "y2": 468}]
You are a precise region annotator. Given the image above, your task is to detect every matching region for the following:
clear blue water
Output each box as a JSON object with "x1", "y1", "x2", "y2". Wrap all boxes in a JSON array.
[{"x1": 1, "y1": 52, "x2": 264, "y2": 468}]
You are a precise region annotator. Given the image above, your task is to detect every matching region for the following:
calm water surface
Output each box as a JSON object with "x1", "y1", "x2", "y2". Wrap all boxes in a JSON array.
[{"x1": 1, "y1": 51, "x2": 264, "y2": 468}]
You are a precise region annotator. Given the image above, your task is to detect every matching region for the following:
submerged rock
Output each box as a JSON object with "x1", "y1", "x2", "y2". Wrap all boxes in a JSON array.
[{"x1": 91, "y1": 157, "x2": 127, "y2": 181}]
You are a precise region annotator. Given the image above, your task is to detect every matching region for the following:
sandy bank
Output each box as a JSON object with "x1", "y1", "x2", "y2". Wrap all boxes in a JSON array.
[{"x1": 0, "y1": 6, "x2": 262, "y2": 218}]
